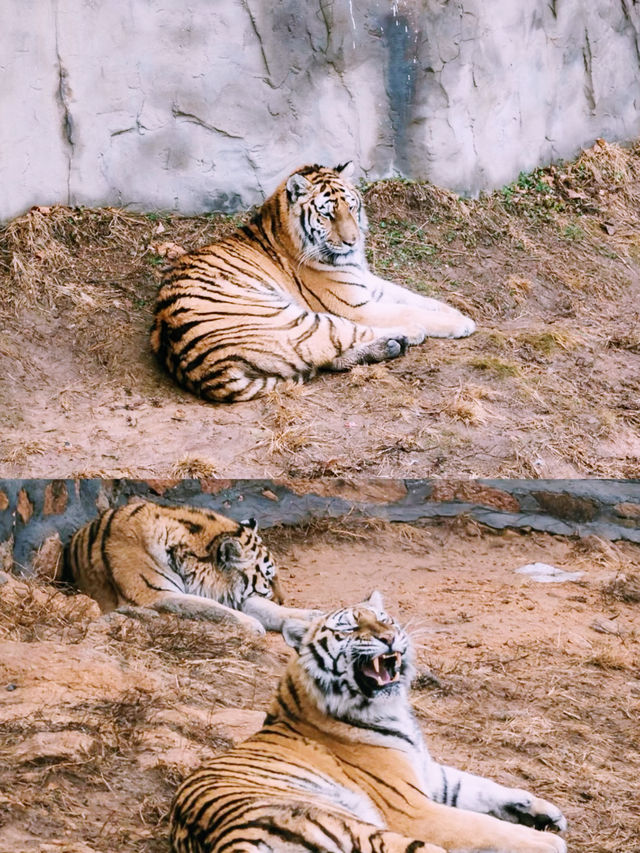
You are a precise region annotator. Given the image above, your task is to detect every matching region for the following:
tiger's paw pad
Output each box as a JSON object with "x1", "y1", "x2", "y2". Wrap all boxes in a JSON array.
[
  {"x1": 503, "y1": 793, "x2": 567, "y2": 833},
  {"x1": 385, "y1": 336, "x2": 409, "y2": 358}
]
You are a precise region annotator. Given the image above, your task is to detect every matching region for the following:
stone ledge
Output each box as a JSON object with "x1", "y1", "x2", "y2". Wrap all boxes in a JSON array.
[{"x1": 1, "y1": 478, "x2": 638, "y2": 574}]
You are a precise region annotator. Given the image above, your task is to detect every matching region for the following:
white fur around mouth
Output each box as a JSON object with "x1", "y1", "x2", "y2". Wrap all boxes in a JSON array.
[{"x1": 360, "y1": 651, "x2": 401, "y2": 686}]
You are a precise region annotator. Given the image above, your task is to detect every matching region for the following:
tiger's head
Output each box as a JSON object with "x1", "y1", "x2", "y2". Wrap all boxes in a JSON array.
[
  {"x1": 215, "y1": 517, "x2": 284, "y2": 604},
  {"x1": 282, "y1": 591, "x2": 414, "y2": 720},
  {"x1": 283, "y1": 162, "x2": 367, "y2": 266},
  {"x1": 175, "y1": 512, "x2": 284, "y2": 607}
]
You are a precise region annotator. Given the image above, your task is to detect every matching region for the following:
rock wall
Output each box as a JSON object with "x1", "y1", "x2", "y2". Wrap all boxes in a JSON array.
[
  {"x1": 2, "y1": 0, "x2": 640, "y2": 221},
  {"x1": 1, "y1": 478, "x2": 639, "y2": 576}
]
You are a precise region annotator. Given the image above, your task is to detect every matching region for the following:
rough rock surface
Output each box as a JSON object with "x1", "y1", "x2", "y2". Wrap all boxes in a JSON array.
[
  {"x1": 2, "y1": 0, "x2": 640, "y2": 220},
  {"x1": 1, "y1": 479, "x2": 639, "y2": 578}
]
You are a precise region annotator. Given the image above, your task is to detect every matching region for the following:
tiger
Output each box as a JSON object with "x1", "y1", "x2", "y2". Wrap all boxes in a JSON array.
[
  {"x1": 150, "y1": 161, "x2": 475, "y2": 403},
  {"x1": 61, "y1": 499, "x2": 318, "y2": 635},
  {"x1": 170, "y1": 591, "x2": 567, "y2": 853}
]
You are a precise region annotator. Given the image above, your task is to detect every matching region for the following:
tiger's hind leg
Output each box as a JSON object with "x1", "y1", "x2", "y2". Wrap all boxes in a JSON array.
[
  {"x1": 193, "y1": 335, "x2": 408, "y2": 402},
  {"x1": 206, "y1": 809, "x2": 445, "y2": 853},
  {"x1": 324, "y1": 332, "x2": 410, "y2": 371},
  {"x1": 171, "y1": 787, "x2": 446, "y2": 853},
  {"x1": 162, "y1": 309, "x2": 413, "y2": 402}
]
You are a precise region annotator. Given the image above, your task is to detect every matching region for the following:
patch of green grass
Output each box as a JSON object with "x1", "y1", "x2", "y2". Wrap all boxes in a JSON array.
[
  {"x1": 500, "y1": 167, "x2": 567, "y2": 221},
  {"x1": 482, "y1": 331, "x2": 510, "y2": 351},
  {"x1": 144, "y1": 212, "x2": 173, "y2": 223},
  {"x1": 517, "y1": 331, "x2": 562, "y2": 355},
  {"x1": 562, "y1": 223, "x2": 585, "y2": 241},
  {"x1": 411, "y1": 280, "x2": 439, "y2": 296},
  {"x1": 372, "y1": 219, "x2": 440, "y2": 266},
  {"x1": 470, "y1": 355, "x2": 521, "y2": 378},
  {"x1": 595, "y1": 245, "x2": 618, "y2": 259}
]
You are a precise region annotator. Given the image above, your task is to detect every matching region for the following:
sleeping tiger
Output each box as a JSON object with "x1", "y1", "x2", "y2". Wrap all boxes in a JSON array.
[
  {"x1": 62, "y1": 499, "x2": 317, "y2": 635},
  {"x1": 151, "y1": 162, "x2": 475, "y2": 403},
  {"x1": 170, "y1": 592, "x2": 567, "y2": 853}
]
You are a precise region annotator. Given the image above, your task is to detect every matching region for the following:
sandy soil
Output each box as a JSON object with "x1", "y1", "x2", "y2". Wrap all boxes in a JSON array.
[
  {"x1": 1, "y1": 518, "x2": 638, "y2": 853},
  {"x1": 1, "y1": 140, "x2": 639, "y2": 479}
]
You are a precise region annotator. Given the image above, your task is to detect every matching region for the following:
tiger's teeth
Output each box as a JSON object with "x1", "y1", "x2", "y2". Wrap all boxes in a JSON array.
[{"x1": 372, "y1": 657, "x2": 381, "y2": 674}]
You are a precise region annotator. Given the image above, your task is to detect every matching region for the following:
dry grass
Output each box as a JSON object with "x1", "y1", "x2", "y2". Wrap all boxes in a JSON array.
[
  {"x1": 0, "y1": 437, "x2": 48, "y2": 464},
  {"x1": 602, "y1": 571, "x2": 640, "y2": 604},
  {"x1": 0, "y1": 572, "x2": 274, "y2": 852},
  {"x1": 0, "y1": 574, "x2": 97, "y2": 643},
  {"x1": 257, "y1": 386, "x2": 321, "y2": 456},
  {"x1": 170, "y1": 455, "x2": 219, "y2": 478}
]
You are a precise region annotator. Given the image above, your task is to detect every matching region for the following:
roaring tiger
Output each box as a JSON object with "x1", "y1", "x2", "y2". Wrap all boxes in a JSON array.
[
  {"x1": 151, "y1": 162, "x2": 475, "y2": 403},
  {"x1": 170, "y1": 592, "x2": 567, "y2": 853},
  {"x1": 62, "y1": 499, "x2": 318, "y2": 635}
]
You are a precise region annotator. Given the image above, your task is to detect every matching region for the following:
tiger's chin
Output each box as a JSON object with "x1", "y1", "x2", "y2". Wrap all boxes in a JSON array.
[
  {"x1": 320, "y1": 244, "x2": 363, "y2": 265},
  {"x1": 353, "y1": 651, "x2": 404, "y2": 698}
]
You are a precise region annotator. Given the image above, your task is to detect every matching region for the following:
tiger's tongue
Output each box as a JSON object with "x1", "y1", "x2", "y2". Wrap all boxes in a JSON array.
[{"x1": 362, "y1": 659, "x2": 393, "y2": 685}]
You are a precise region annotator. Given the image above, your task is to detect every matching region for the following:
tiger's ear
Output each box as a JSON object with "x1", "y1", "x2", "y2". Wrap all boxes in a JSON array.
[
  {"x1": 217, "y1": 537, "x2": 242, "y2": 569},
  {"x1": 241, "y1": 518, "x2": 258, "y2": 531},
  {"x1": 364, "y1": 590, "x2": 384, "y2": 611},
  {"x1": 335, "y1": 161, "x2": 354, "y2": 179},
  {"x1": 282, "y1": 617, "x2": 311, "y2": 651},
  {"x1": 286, "y1": 172, "x2": 312, "y2": 202}
]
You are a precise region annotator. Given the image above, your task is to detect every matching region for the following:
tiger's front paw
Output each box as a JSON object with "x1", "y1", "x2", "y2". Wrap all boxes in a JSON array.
[
  {"x1": 232, "y1": 612, "x2": 267, "y2": 636},
  {"x1": 450, "y1": 314, "x2": 476, "y2": 338},
  {"x1": 499, "y1": 791, "x2": 567, "y2": 833},
  {"x1": 433, "y1": 313, "x2": 475, "y2": 338},
  {"x1": 411, "y1": 312, "x2": 475, "y2": 340}
]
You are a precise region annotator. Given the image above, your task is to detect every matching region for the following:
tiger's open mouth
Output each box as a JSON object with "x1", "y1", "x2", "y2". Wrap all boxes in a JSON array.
[{"x1": 354, "y1": 651, "x2": 402, "y2": 696}]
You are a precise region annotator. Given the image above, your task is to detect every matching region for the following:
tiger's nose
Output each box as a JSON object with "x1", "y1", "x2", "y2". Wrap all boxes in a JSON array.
[{"x1": 375, "y1": 626, "x2": 396, "y2": 646}]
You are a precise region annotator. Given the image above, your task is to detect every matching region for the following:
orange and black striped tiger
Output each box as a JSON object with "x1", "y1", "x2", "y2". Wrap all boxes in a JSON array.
[
  {"x1": 170, "y1": 592, "x2": 566, "y2": 853},
  {"x1": 62, "y1": 499, "x2": 318, "y2": 635},
  {"x1": 151, "y1": 162, "x2": 475, "y2": 403}
]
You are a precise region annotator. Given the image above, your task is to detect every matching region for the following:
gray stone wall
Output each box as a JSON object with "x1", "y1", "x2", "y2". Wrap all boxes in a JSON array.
[
  {"x1": 2, "y1": 0, "x2": 640, "y2": 222},
  {"x1": 1, "y1": 478, "x2": 639, "y2": 576}
]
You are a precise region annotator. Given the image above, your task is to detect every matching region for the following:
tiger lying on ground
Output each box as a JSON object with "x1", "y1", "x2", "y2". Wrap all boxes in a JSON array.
[
  {"x1": 151, "y1": 162, "x2": 475, "y2": 403},
  {"x1": 62, "y1": 499, "x2": 318, "y2": 635},
  {"x1": 170, "y1": 591, "x2": 567, "y2": 853}
]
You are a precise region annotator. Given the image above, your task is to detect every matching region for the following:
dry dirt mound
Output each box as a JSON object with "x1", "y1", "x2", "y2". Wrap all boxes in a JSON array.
[
  {"x1": 1, "y1": 518, "x2": 639, "y2": 852},
  {"x1": 0, "y1": 571, "x2": 278, "y2": 853},
  {"x1": 1, "y1": 140, "x2": 639, "y2": 478}
]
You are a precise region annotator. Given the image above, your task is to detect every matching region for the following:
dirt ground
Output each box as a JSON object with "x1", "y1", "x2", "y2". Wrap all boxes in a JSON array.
[
  {"x1": 1, "y1": 518, "x2": 639, "y2": 853},
  {"x1": 1, "y1": 140, "x2": 640, "y2": 479}
]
